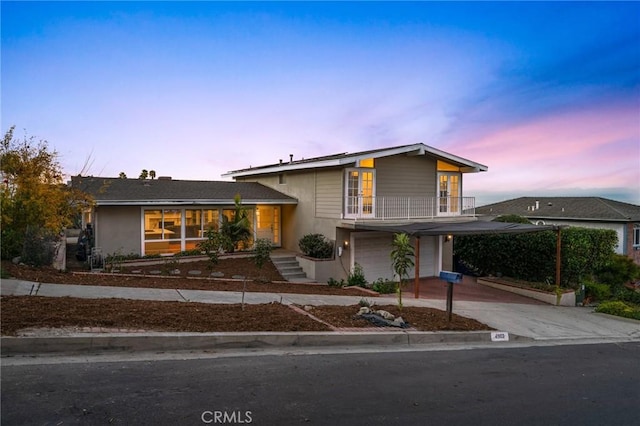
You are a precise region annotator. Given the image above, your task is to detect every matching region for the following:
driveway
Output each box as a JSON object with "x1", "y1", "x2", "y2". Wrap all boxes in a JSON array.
[{"x1": 403, "y1": 275, "x2": 547, "y2": 304}]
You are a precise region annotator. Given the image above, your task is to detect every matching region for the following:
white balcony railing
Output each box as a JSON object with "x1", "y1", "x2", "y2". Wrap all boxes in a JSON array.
[{"x1": 344, "y1": 196, "x2": 476, "y2": 220}]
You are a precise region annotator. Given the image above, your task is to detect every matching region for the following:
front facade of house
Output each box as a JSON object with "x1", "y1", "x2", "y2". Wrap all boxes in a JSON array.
[
  {"x1": 224, "y1": 143, "x2": 488, "y2": 282},
  {"x1": 72, "y1": 177, "x2": 296, "y2": 257},
  {"x1": 476, "y1": 197, "x2": 640, "y2": 265}
]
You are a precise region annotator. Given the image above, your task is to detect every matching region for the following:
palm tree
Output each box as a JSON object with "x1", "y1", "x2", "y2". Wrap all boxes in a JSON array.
[
  {"x1": 139, "y1": 169, "x2": 148, "y2": 180},
  {"x1": 118, "y1": 172, "x2": 127, "y2": 179},
  {"x1": 149, "y1": 170, "x2": 156, "y2": 180},
  {"x1": 390, "y1": 233, "x2": 415, "y2": 310},
  {"x1": 221, "y1": 194, "x2": 252, "y2": 252}
]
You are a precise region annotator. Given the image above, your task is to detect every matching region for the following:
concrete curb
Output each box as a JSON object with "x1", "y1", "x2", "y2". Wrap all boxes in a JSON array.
[{"x1": 0, "y1": 331, "x2": 534, "y2": 356}]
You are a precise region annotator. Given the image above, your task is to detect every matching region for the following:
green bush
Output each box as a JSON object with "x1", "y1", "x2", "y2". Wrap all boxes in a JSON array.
[
  {"x1": 175, "y1": 249, "x2": 203, "y2": 257},
  {"x1": 327, "y1": 277, "x2": 346, "y2": 287},
  {"x1": 613, "y1": 287, "x2": 640, "y2": 305},
  {"x1": 298, "y1": 234, "x2": 334, "y2": 259},
  {"x1": 347, "y1": 263, "x2": 367, "y2": 287},
  {"x1": 584, "y1": 279, "x2": 611, "y2": 301},
  {"x1": 595, "y1": 254, "x2": 640, "y2": 291},
  {"x1": 371, "y1": 278, "x2": 396, "y2": 294},
  {"x1": 595, "y1": 300, "x2": 640, "y2": 320}
]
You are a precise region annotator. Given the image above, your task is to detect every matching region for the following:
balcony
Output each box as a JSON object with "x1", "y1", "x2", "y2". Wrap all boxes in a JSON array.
[{"x1": 343, "y1": 196, "x2": 476, "y2": 221}]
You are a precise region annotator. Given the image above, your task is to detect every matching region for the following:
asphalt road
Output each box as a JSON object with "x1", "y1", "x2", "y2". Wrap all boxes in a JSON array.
[{"x1": 2, "y1": 343, "x2": 639, "y2": 425}]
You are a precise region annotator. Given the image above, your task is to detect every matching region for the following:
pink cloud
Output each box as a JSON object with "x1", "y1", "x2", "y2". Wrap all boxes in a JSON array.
[{"x1": 459, "y1": 102, "x2": 639, "y2": 193}]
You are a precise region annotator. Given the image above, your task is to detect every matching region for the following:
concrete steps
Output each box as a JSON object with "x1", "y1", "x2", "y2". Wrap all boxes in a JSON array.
[{"x1": 270, "y1": 255, "x2": 311, "y2": 282}]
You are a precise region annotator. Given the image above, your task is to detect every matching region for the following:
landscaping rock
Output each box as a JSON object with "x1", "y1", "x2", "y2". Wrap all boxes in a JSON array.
[
  {"x1": 188, "y1": 270, "x2": 202, "y2": 276},
  {"x1": 357, "y1": 307, "x2": 371, "y2": 316},
  {"x1": 210, "y1": 272, "x2": 225, "y2": 278},
  {"x1": 375, "y1": 310, "x2": 395, "y2": 320}
]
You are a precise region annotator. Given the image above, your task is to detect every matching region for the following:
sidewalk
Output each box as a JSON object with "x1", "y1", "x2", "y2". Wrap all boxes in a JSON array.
[{"x1": 2, "y1": 279, "x2": 639, "y2": 355}]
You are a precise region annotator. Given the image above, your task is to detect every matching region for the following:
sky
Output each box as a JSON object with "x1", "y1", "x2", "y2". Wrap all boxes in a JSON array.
[{"x1": 2, "y1": 1, "x2": 639, "y2": 206}]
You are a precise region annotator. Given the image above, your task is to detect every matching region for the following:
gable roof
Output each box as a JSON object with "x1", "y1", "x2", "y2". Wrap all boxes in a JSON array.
[
  {"x1": 477, "y1": 197, "x2": 640, "y2": 222},
  {"x1": 223, "y1": 143, "x2": 488, "y2": 178},
  {"x1": 72, "y1": 176, "x2": 297, "y2": 206}
]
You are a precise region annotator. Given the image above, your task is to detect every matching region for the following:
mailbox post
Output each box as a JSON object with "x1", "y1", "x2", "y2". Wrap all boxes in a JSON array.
[{"x1": 439, "y1": 271, "x2": 463, "y2": 323}]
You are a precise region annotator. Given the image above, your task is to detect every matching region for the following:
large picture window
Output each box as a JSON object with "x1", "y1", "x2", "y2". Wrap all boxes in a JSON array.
[{"x1": 142, "y1": 206, "x2": 273, "y2": 256}]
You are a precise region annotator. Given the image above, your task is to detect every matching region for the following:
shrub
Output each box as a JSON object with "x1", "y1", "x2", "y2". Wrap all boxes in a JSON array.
[
  {"x1": 298, "y1": 234, "x2": 334, "y2": 259},
  {"x1": 20, "y1": 226, "x2": 57, "y2": 267},
  {"x1": 613, "y1": 287, "x2": 640, "y2": 305},
  {"x1": 175, "y1": 249, "x2": 203, "y2": 257},
  {"x1": 584, "y1": 279, "x2": 612, "y2": 301},
  {"x1": 371, "y1": 278, "x2": 396, "y2": 294},
  {"x1": 327, "y1": 277, "x2": 346, "y2": 287},
  {"x1": 595, "y1": 254, "x2": 640, "y2": 291},
  {"x1": 595, "y1": 300, "x2": 640, "y2": 320},
  {"x1": 358, "y1": 298, "x2": 372, "y2": 307},
  {"x1": 347, "y1": 263, "x2": 367, "y2": 287},
  {"x1": 253, "y1": 238, "x2": 274, "y2": 270}
]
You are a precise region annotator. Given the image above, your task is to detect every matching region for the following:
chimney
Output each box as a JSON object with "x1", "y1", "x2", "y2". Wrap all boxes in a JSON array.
[
  {"x1": 279, "y1": 159, "x2": 283, "y2": 165},
  {"x1": 289, "y1": 154, "x2": 293, "y2": 163},
  {"x1": 535, "y1": 200, "x2": 540, "y2": 210}
]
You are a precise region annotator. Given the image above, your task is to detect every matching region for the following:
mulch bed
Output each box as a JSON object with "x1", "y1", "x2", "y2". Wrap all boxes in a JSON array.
[
  {"x1": 1, "y1": 297, "x2": 492, "y2": 336},
  {"x1": 1, "y1": 259, "x2": 376, "y2": 297},
  {"x1": 307, "y1": 304, "x2": 493, "y2": 331}
]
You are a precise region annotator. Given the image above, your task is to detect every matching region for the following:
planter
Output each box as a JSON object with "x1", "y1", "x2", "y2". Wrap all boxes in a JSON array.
[
  {"x1": 297, "y1": 256, "x2": 339, "y2": 283},
  {"x1": 477, "y1": 277, "x2": 576, "y2": 306}
]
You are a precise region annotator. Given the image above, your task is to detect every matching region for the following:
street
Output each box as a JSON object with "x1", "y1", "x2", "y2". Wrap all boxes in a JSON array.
[{"x1": 2, "y1": 343, "x2": 639, "y2": 425}]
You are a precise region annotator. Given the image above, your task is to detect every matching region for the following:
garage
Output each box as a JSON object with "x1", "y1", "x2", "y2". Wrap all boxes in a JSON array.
[{"x1": 352, "y1": 231, "x2": 438, "y2": 282}]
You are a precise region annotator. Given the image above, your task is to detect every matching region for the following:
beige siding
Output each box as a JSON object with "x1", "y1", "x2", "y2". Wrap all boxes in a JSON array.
[
  {"x1": 375, "y1": 155, "x2": 436, "y2": 197},
  {"x1": 94, "y1": 206, "x2": 141, "y2": 256},
  {"x1": 315, "y1": 169, "x2": 342, "y2": 218}
]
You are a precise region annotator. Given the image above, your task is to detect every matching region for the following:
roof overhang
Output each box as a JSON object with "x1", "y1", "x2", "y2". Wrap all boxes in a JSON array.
[
  {"x1": 93, "y1": 199, "x2": 299, "y2": 207},
  {"x1": 352, "y1": 220, "x2": 557, "y2": 236},
  {"x1": 223, "y1": 143, "x2": 488, "y2": 178}
]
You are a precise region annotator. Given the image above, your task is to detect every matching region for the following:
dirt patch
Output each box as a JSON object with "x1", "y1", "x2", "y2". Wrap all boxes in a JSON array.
[
  {"x1": 1, "y1": 259, "x2": 374, "y2": 297},
  {"x1": 0, "y1": 296, "x2": 331, "y2": 336},
  {"x1": 1, "y1": 297, "x2": 492, "y2": 336},
  {"x1": 307, "y1": 304, "x2": 493, "y2": 331}
]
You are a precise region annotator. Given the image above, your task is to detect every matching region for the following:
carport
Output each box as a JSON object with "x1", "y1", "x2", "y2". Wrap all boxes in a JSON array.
[{"x1": 354, "y1": 221, "x2": 560, "y2": 299}]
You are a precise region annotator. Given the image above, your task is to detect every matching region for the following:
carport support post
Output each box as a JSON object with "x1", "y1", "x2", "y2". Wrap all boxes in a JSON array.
[
  {"x1": 414, "y1": 235, "x2": 420, "y2": 298},
  {"x1": 555, "y1": 228, "x2": 562, "y2": 287},
  {"x1": 446, "y1": 281, "x2": 454, "y2": 324}
]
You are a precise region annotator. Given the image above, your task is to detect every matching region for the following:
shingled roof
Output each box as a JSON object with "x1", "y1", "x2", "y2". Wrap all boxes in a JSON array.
[
  {"x1": 477, "y1": 197, "x2": 640, "y2": 222},
  {"x1": 72, "y1": 176, "x2": 297, "y2": 206}
]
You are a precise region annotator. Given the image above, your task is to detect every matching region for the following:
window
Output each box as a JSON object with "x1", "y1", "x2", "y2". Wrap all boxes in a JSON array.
[{"x1": 634, "y1": 224, "x2": 640, "y2": 247}]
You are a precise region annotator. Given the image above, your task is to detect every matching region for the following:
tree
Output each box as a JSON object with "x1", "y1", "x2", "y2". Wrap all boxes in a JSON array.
[
  {"x1": 390, "y1": 233, "x2": 415, "y2": 310},
  {"x1": 139, "y1": 169, "x2": 148, "y2": 180},
  {"x1": 220, "y1": 194, "x2": 252, "y2": 252},
  {"x1": 253, "y1": 238, "x2": 274, "y2": 282},
  {"x1": 1, "y1": 126, "x2": 92, "y2": 263},
  {"x1": 118, "y1": 172, "x2": 127, "y2": 179},
  {"x1": 149, "y1": 170, "x2": 156, "y2": 179}
]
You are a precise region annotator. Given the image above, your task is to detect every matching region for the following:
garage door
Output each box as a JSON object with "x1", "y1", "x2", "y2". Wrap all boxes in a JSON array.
[{"x1": 353, "y1": 232, "x2": 438, "y2": 283}]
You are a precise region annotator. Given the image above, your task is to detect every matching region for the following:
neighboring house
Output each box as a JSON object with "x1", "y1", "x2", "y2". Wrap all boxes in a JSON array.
[
  {"x1": 476, "y1": 197, "x2": 640, "y2": 265},
  {"x1": 223, "y1": 143, "x2": 488, "y2": 282},
  {"x1": 71, "y1": 176, "x2": 297, "y2": 257}
]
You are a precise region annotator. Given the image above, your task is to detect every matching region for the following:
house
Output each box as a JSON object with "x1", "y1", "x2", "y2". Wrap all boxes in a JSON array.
[
  {"x1": 71, "y1": 176, "x2": 297, "y2": 257},
  {"x1": 476, "y1": 197, "x2": 640, "y2": 265},
  {"x1": 223, "y1": 143, "x2": 490, "y2": 282}
]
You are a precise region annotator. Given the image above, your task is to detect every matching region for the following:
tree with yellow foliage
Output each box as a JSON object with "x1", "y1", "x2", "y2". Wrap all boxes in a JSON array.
[{"x1": 1, "y1": 126, "x2": 92, "y2": 264}]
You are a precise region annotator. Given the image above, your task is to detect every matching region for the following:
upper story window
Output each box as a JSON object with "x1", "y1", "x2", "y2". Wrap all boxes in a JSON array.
[
  {"x1": 358, "y1": 158, "x2": 374, "y2": 168},
  {"x1": 634, "y1": 224, "x2": 640, "y2": 247}
]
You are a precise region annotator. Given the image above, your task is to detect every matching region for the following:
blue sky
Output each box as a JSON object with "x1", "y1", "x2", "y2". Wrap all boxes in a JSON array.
[{"x1": 2, "y1": 1, "x2": 639, "y2": 205}]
